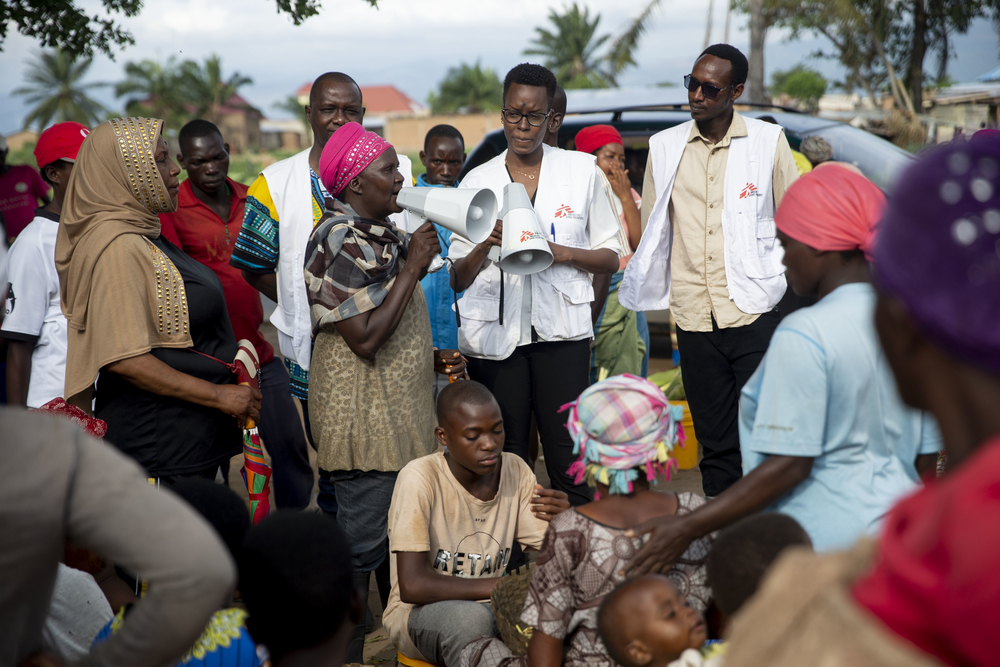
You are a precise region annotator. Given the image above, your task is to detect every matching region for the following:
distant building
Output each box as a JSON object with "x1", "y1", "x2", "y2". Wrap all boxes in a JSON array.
[
  {"x1": 293, "y1": 83, "x2": 426, "y2": 135},
  {"x1": 260, "y1": 118, "x2": 307, "y2": 152},
  {"x1": 215, "y1": 94, "x2": 264, "y2": 154},
  {"x1": 924, "y1": 69, "x2": 1000, "y2": 134}
]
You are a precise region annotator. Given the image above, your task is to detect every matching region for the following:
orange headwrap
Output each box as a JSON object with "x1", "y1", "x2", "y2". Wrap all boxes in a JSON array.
[{"x1": 775, "y1": 164, "x2": 886, "y2": 261}]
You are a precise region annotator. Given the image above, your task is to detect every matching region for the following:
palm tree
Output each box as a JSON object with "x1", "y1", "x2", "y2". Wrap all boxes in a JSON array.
[
  {"x1": 179, "y1": 55, "x2": 254, "y2": 125},
  {"x1": 427, "y1": 62, "x2": 504, "y2": 114},
  {"x1": 273, "y1": 95, "x2": 311, "y2": 141},
  {"x1": 13, "y1": 48, "x2": 108, "y2": 131},
  {"x1": 115, "y1": 57, "x2": 185, "y2": 125},
  {"x1": 524, "y1": 3, "x2": 612, "y2": 89}
]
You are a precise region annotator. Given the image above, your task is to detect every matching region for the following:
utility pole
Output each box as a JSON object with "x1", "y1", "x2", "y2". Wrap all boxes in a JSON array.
[
  {"x1": 748, "y1": 0, "x2": 767, "y2": 104},
  {"x1": 704, "y1": 0, "x2": 715, "y2": 50}
]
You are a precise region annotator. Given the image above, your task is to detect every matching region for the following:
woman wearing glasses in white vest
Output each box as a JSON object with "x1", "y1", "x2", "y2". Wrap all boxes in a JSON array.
[
  {"x1": 450, "y1": 63, "x2": 629, "y2": 507},
  {"x1": 619, "y1": 44, "x2": 801, "y2": 499}
]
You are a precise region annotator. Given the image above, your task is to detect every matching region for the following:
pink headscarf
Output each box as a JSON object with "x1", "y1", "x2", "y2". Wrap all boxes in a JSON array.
[
  {"x1": 318, "y1": 122, "x2": 393, "y2": 198},
  {"x1": 775, "y1": 164, "x2": 886, "y2": 261}
]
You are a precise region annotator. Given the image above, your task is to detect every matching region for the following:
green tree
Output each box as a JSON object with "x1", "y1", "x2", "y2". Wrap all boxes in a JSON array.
[
  {"x1": 13, "y1": 48, "x2": 108, "y2": 131},
  {"x1": 178, "y1": 55, "x2": 254, "y2": 126},
  {"x1": 770, "y1": 65, "x2": 827, "y2": 108},
  {"x1": 115, "y1": 58, "x2": 185, "y2": 126},
  {"x1": 273, "y1": 95, "x2": 311, "y2": 140},
  {"x1": 524, "y1": 3, "x2": 612, "y2": 89},
  {"x1": 427, "y1": 62, "x2": 503, "y2": 114},
  {"x1": 1, "y1": 0, "x2": 379, "y2": 58}
]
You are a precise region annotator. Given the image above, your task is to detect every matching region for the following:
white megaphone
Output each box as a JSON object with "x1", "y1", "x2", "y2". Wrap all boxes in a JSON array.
[
  {"x1": 487, "y1": 182, "x2": 554, "y2": 275},
  {"x1": 396, "y1": 187, "x2": 498, "y2": 273}
]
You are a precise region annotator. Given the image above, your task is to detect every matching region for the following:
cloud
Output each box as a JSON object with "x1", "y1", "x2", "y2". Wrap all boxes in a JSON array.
[{"x1": 1, "y1": 0, "x2": 997, "y2": 134}]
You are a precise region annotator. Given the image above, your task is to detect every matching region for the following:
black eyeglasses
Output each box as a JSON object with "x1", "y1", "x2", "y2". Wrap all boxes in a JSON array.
[
  {"x1": 501, "y1": 108, "x2": 550, "y2": 127},
  {"x1": 684, "y1": 75, "x2": 733, "y2": 100}
]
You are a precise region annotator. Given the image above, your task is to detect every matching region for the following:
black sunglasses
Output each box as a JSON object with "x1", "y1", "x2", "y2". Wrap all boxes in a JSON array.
[{"x1": 684, "y1": 74, "x2": 733, "y2": 100}]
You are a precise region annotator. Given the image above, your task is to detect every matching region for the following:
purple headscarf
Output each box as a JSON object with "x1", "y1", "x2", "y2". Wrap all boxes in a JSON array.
[{"x1": 873, "y1": 135, "x2": 1000, "y2": 373}]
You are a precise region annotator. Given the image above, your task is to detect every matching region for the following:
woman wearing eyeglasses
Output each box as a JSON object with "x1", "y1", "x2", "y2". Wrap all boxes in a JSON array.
[
  {"x1": 619, "y1": 44, "x2": 801, "y2": 500},
  {"x1": 450, "y1": 63, "x2": 628, "y2": 507}
]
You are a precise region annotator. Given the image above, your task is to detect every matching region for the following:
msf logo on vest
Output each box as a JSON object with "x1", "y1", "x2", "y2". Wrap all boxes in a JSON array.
[
  {"x1": 432, "y1": 531, "x2": 511, "y2": 576},
  {"x1": 739, "y1": 182, "x2": 762, "y2": 199},
  {"x1": 554, "y1": 204, "x2": 583, "y2": 220}
]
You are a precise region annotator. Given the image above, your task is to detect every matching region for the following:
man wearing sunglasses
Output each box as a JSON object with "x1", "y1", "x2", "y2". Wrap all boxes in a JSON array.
[{"x1": 619, "y1": 44, "x2": 800, "y2": 497}]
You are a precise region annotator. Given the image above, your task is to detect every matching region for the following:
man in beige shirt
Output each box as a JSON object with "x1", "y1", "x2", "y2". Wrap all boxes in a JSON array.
[{"x1": 624, "y1": 44, "x2": 799, "y2": 496}]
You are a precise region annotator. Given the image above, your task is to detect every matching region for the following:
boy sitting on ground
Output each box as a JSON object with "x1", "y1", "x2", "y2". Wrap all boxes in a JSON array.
[
  {"x1": 240, "y1": 513, "x2": 362, "y2": 667},
  {"x1": 382, "y1": 380, "x2": 570, "y2": 667},
  {"x1": 705, "y1": 512, "x2": 813, "y2": 632},
  {"x1": 598, "y1": 575, "x2": 710, "y2": 667}
]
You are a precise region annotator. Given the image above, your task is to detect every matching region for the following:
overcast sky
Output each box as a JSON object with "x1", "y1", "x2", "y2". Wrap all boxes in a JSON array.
[{"x1": 2, "y1": 0, "x2": 998, "y2": 135}]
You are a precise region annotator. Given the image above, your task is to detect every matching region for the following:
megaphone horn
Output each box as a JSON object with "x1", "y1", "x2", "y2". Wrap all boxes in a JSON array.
[
  {"x1": 496, "y1": 182, "x2": 553, "y2": 276},
  {"x1": 396, "y1": 187, "x2": 498, "y2": 273}
]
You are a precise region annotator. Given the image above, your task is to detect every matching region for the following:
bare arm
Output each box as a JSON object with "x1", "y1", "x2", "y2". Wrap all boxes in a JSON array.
[
  {"x1": 450, "y1": 220, "x2": 502, "y2": 293},
  {"x1": 333, "y1": 223, "x2": 440, "y2": 361},
  {"x1": 242, "y1": 270, "x2": 277, "y2": 303},
  {"x1": 607, "y1": 163, "x2": 641, "y2": 251},
  {"x1": 628, "y1": 455, "x2": 814, "y2": 575},
  {"x1": 548, "y1": 244, "x2": 619, "y2": 275},
  {"x1": 528, "y1": 631, "x2": 565, "y2": 667},
  {"x1": 396, "y1": 551, "x2": 501, "y2": 605},
  {"x1": 105, "y1": 353, "x2": 261, "y2": 428},
  {"x1": 591, "y1": 272, "x2": 611, "y2": 327},
  {"x1": 5, "y1": 336, "x2": 36, "y2": 407}
]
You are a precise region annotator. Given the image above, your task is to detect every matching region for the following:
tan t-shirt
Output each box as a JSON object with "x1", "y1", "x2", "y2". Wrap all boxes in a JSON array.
[{"x1": 383, "y1": 451, "x2": 549, "y2": 660}]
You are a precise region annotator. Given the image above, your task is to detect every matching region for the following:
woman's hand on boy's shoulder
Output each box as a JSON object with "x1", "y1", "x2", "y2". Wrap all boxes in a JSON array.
[{"x1": 531, "y1": 484, "x2": 570, "y2": 522}]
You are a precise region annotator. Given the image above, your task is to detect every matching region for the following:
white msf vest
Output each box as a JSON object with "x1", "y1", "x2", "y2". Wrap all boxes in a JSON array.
[
  {"x1": 452, "y1": 146, "x2": 598, "y2": 361},
  {"x1": 262, "y1": 150, "x2": 413, "y2": 372},
  {"x1": 619, "y1": 117, "x2": 786, "y2": 314}
]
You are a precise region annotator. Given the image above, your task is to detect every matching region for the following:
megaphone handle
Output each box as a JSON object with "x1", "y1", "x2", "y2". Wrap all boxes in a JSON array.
[
  {"x1": 427, "y1": 254, "x2": 446, "y2": 273},
  {"x1": 488, "y1": 246, "x2": 501, "y2": 263}
]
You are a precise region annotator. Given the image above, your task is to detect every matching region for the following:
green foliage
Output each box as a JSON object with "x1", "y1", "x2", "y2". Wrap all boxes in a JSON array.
[
  {"x1": 770, "y1": 65, "x2": 827, "y2": 103},
  {"x1": 114, "y1": 55, "x2": 253, "y2": 131},
  {"x1": 523, "y1": 3, "x2": 612, "y2": 89},
  {"x1": 13, "y1": 48, "x2": 108, "y2": 131},
  {"x1": 428, "y1": 62, "x2": 503, "y2": 114},
  {"x1": 1, "y1": 0, "x2": 379, "y2": 58},
  {"x1": 605, "y1": 0, "x2": 662, "y2": 86},
  {"x1": 5, "y1": 141, "x2": 38, "y2": 168}
]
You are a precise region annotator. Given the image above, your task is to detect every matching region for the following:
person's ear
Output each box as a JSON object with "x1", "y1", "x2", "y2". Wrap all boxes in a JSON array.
[
  {"x1": 459, "y1": 152, "x2": 466, "y2": 165},
  {"x1": 176, "y1": 153, "x2": 186, "y2": 170},
  {"x1": 347, "y1": 175, "x2": 363, "y2": 197},
  {"x1": 360, "y1": 106, "x2": 367, "y2": 121},
  {"x1": 419, "y1": 150, "x2": 427, "y2": 167},
  {"x1": 305, "y1": 105, "x2": 313, "y2": 123},
  {"x1": 44, "y1": 165, "x2": 60, "y2": 187},
  {"x1": 732, "y1": 83, "x2": 745, "y2": 102},
  {"x1": 223, "y1": 142, "x2": 230, "y2": 156},
  {"x1": 435, "y1": 425, "x2": 448, "y2": 449},
  {"x1": 626, "y1": 639, "x2": 653, "y2": 667}
]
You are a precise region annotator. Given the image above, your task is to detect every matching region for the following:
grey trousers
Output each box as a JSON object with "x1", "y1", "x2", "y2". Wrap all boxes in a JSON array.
[{"x1": 408, "y1": 600, "x2": 498, "y2": 667}]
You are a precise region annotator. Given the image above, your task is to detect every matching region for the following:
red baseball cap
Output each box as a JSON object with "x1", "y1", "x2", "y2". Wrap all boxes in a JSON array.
[{"x1": 34, "y1": 122, "x2": 91, "y2": 170}]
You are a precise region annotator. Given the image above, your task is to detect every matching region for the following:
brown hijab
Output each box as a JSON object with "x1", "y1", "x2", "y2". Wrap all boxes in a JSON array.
[{"x1": 56, "y1": 118, "x2": 193, "y2": 399}]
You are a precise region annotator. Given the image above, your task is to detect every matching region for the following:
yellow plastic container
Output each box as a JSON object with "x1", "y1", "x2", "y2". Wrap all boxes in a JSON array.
[
  {"x1": 398, "y1": 652, "x2": 441, "y2": 667},
  {"x1": 672, "y1": 400, "x2": 699, "y2": 470}
]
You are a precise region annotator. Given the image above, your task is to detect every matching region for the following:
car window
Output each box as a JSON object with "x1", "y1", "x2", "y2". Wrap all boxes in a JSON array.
[{"x1": 799, "y1": 126, "x2": 913, "y2": 192}]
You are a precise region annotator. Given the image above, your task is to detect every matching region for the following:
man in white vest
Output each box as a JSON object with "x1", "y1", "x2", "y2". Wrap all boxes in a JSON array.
[
  {"x1": 230, "y1": 71, "x2": 412, "y2": 448},
  {"x1": 619, "y1": 44, "x2": 799, "y2": 496}
]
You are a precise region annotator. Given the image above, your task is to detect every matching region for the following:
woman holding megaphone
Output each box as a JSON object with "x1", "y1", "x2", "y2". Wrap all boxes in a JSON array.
[
  {"x1": 303, "y1": 121, "x2": 468, "y2": 663},
  {"x1": 450, "y1": 64, "x2": 628, "y2": 506}
]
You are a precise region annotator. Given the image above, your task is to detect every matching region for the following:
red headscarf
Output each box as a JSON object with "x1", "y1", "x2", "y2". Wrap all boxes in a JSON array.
[
  {"x1": 319, "y1": 122, "x2": 393, "y2": 198},
  {"x1": 775, "y1": 164, "x2": 885, "y2": 261},
  {"x1": 574, "y1": 125, "x2": 622, "y2": 155}
]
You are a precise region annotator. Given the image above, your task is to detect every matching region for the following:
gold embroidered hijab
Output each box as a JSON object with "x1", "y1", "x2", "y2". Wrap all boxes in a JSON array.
[{"x1": 56, "y1": 118, "x2": 193, "y2": 399}]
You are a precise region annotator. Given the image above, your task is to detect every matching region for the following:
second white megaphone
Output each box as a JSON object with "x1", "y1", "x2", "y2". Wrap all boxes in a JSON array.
[
  {"x1": 488, "y1": 182, "x2": 554, "y2": 276},
  {"x1": 396, "y1": 187, "x2": 498, "y2": 273}
]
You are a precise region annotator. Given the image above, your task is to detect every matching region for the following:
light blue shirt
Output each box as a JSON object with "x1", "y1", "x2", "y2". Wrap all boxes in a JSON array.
[
  {"x1": 415, "y1": 173, "x2": 462, "y2": 350},
  {"x1": 740, "y1": 283, "x2": 941, "y2": 552}
]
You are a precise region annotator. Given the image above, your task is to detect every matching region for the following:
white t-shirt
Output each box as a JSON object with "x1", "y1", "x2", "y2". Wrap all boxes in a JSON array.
[
  {"x1": 383, "y1": 451, "x2": 549, "y2": 661},
  {"x1": 1, "y1": 212, "x2": 68, "y2": 407}
]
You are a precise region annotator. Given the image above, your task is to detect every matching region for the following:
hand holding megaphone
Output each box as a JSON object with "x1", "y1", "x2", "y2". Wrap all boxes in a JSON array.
[
  {"x1": 396, "y1": 187, "x2": 498, "y2": 273},
  {"x1": 407, "y1": 222, "x2": 443, "y2": 274}
]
